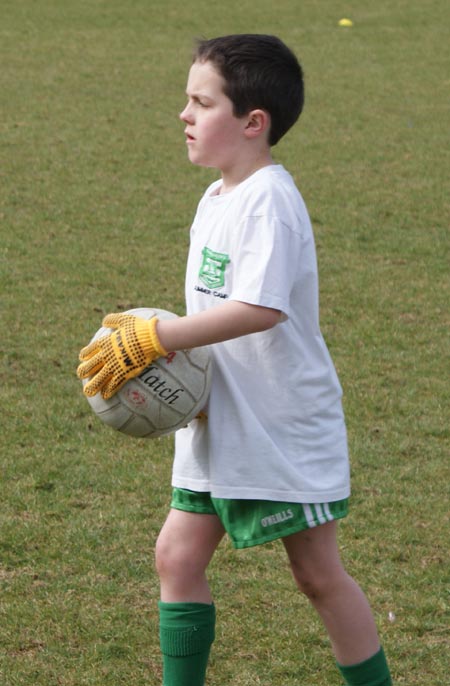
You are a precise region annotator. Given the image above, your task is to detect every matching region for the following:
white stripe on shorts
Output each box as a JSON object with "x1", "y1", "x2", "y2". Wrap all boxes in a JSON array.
[
  {"x1": 302, "y1": 504, "x2": 317, "y2": 528},
  {"x1": 323, "y1": 502, "x2": 334, "y2": 521},
  {"x1": 303, "y1": 503, "x2": 335, "y2": 528},
  {"x1": 314, "y1": 504, "x2": 327, "y2": 525}
]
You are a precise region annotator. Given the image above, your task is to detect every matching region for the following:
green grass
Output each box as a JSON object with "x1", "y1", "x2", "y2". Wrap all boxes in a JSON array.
[{"x1": 1, "y1": 1, "x2": 449, "y2": 684}]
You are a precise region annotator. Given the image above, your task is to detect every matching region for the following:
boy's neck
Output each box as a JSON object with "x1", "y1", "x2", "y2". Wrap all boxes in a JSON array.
[{"x1": 219, "y1": 152, "x2": 274, "y2": 195}]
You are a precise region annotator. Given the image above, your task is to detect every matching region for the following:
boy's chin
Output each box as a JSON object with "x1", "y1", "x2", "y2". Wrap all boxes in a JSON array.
[{"x1": 187, "y1": 150, "x2": 217, "y2": 170}]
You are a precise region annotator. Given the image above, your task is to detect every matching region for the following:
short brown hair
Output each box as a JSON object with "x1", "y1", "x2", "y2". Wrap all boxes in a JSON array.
[{"x1": 194, "y1": 34, "x2": 304, "y2": 146}]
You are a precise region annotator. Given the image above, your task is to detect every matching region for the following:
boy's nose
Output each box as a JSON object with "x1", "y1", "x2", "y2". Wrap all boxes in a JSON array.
[{"x1": 179, "y1": 104, "x2": 193, "y2": 123}]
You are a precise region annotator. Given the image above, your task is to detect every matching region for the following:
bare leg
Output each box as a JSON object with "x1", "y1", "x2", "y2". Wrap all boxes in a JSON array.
[
  {"x1": 283, "y1": 521, "x2": 381, "y2": 666},
  {"x1": 155, "y1": 508, "x2": 225, "y2": 603},
  {"x1": 155, "y1": 509, "x2": 224, "y2": 686}
]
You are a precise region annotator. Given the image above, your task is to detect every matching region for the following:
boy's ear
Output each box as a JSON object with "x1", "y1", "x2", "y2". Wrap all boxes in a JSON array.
[{"x1": 244, "y1": 109, "x2": 271, "y2": 139}]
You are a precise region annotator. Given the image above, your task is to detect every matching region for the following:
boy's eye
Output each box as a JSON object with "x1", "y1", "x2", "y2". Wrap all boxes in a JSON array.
[{"x1": 183, "y1": 95, "x2": 212, "y2": 110}]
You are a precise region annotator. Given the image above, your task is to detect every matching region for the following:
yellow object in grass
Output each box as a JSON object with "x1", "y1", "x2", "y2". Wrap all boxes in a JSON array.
[{"x1": 338, "y1": 18, "x2": 354, "y2": 27}]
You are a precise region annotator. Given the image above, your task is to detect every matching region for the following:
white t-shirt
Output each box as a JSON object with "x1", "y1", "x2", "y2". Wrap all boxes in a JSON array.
[{"x1": 173, "y1": 165, "x2": 350, "y2": 503}]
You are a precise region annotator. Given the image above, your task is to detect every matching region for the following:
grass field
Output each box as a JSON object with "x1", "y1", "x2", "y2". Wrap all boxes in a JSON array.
[{"x1": 1, "y1": 1, "x2": 449, "y2": 684}]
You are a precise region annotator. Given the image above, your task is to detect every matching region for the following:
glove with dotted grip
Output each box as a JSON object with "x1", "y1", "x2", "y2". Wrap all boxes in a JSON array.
[{"x1": 77, "y1": 312, "x2": 167, "y2": 399}]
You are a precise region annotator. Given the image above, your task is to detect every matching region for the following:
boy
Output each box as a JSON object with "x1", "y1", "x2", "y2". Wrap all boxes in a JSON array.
[{"x1": 78, "y1": 34, "x2": 392, "y2": 686}]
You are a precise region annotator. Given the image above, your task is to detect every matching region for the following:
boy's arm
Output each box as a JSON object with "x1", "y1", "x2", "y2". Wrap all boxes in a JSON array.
[
  {"x1": 77, "y1": 301, "x2": 280, "y2": 399},
  {"x1": 155, "y1": 300, "x2": 281, "y2": 351}
]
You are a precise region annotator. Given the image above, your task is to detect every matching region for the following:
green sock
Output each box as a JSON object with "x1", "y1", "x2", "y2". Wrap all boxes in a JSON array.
[
  {"x1": 338, "y1": 646, "x2": 392, "y2": 685},
  {"x1": 158, "y1": 601, "x2": 216, "y2": 686}
]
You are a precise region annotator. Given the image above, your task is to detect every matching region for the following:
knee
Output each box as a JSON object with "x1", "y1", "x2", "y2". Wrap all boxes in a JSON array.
[
  {"x1": 290, "y1": 560, "x2": 345, "y2": 602},
  {"x1": 291, "y1": 569, "x2": 326, "y2": 601},
  {"x1": 155, "y1": 531, "x2": 199, "y2": 582},
  {"x1": 154, "y1": 531, "x2": 179, "y2": 580}
]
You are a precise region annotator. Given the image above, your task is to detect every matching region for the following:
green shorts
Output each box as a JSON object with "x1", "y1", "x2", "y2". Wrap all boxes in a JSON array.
[{"x1": 171, "y1": 488, "x2": 349, "y2": 549}]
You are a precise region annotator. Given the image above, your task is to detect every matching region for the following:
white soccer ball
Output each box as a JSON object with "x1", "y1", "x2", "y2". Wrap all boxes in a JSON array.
[{"x1": 82, "y1": 307, "x2": 212, "y2": 438}]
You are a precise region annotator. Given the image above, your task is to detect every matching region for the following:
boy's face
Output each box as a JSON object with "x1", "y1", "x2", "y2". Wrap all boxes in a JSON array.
[{"x1": 180, "y1": 60, "x2": 250, "y2": 173}]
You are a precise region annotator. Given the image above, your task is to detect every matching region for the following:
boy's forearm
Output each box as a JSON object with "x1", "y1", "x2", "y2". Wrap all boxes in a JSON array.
[{"x1": 155, "y1": 300, "x2": 280, "y2": 352}]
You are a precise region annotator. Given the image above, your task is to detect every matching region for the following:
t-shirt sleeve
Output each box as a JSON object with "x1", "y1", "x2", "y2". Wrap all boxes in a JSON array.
[{"x1": 228, "y1": 215, "x2": 302, "y2": 318}]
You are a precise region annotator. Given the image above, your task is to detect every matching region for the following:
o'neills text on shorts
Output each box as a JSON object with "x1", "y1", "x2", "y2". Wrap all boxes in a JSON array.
[{"x1": 261, "y1": 509, "x2": 294, "y2": 528}]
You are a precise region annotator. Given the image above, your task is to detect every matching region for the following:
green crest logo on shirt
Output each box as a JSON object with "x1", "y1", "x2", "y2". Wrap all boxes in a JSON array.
[{"x1": 199, "y1": 246, "x2": 230, "y2": 289}]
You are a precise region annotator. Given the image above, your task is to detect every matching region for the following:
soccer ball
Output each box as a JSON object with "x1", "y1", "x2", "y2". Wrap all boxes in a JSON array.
[{"x1": 82, "y1": 307, "x2": 212, "y2": 438}]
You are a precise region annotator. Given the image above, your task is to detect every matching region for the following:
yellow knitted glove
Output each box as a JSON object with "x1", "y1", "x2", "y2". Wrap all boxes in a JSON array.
[{"x1": 77, "y1": 313, "x2": 168, "y2": 399}]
